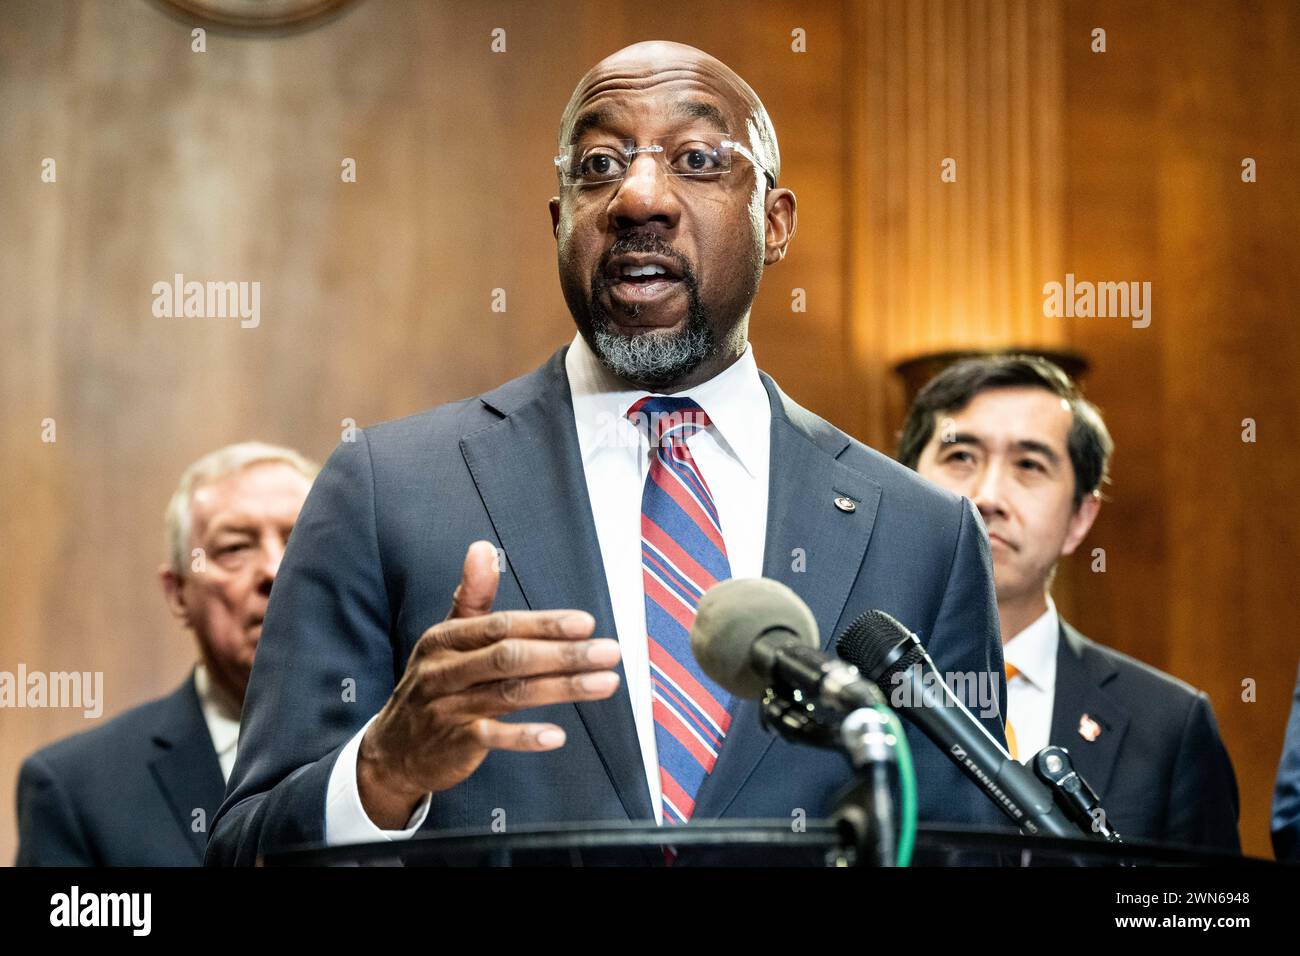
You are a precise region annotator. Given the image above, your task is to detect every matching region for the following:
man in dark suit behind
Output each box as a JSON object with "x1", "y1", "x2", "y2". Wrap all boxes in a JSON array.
[
  {"x1": 902, "y1": 355, "x2": 1240, "y2": 853},
  {"x1": 208, "y1": 41, "x2": 1012, "y2": 866},
  {"x1": 16, "y1": 442, "x2": 317, "y2": 865},
  {"x1": 1272, "y1": 660, "x2": 1300, "y2": 861}
]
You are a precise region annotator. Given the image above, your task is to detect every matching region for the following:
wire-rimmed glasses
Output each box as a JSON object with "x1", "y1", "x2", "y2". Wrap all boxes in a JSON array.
[{"x1": 554, "y1": 134, "x2": 776, "y2": 190}]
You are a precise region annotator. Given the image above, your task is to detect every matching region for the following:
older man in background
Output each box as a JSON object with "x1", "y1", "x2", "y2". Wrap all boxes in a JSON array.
[{"x1": 15, "y1": 442, "x2": 318, "y2": 866}]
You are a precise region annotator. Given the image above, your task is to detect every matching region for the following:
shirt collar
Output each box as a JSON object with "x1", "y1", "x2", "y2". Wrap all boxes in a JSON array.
[
  {"x1": 565, "y1": 331, "x2": 770, "y2": 478},
  {"x1": 193, "y1": 663, "x2": 241, "y2": 757},
  {"x1": 1002, "y1": 596, "x2": 1060, "y2": 692}
]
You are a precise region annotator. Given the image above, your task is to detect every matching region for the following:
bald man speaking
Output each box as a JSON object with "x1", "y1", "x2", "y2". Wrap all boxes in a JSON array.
[{"x1": 207, "y1": 41, "x2": 1009, "y2": 865}]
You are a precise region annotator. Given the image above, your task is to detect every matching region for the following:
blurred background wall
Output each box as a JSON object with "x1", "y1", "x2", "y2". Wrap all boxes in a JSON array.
[{"x1": 2, "y1": 0, "x2": 1297, "y2": 861}]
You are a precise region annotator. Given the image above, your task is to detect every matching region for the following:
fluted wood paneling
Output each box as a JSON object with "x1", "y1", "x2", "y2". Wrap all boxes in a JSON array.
[
  {"x1": 848, "y1": 0, "x2": 1066, "y2": 383},
  {"x1": 3, "y1": 0, "x2": 1296, "y2": 864}
]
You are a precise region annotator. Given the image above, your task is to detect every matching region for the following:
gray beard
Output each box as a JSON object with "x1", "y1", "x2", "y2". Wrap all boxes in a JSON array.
[
  {"x1": 589, "y1": 317, "x2": 717, "y2": 391},
  {"x1": 585, "y1": 266, "x2": 721, "y2": 390},
  {"x1": 582, "y1": 232, "x2": 724, "y2": 389}
]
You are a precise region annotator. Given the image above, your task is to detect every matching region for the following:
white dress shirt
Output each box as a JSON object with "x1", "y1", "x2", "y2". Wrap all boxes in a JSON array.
[
  {"x1": 1002, "y1": 597, "x2": 1060, "y2": 764},
  {"x1": 567, "y1": 331, "x2": 770, "y2": 822},
  {"x1": 324, "y1": 332, "x2": 770, "y2": 843},
  {"x1": 193, "y1": 663, "x2": 241, "y2": 784}
]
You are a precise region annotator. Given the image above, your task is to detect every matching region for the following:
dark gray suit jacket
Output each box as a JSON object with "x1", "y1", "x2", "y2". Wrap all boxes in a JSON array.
[
  {"x1": 15, "y1": 672, "x2": 227, "y2": 866},
  {"x1": 1270, "y1": 658, "x2": 1300, "y2": 861},
  {"x1": 1051, "y1": 621, "x2": 1240, "y2": 853},
  {"x1": 206, "y1": 347, "x2": 1011, "y2": 865}
]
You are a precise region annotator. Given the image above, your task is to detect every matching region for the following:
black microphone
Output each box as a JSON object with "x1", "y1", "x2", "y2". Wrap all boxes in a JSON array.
[
  {"x1": 690, "y1": 578, "x2": 884, "y2": 712},
  {"x1": 691, "y1": 579, "x2": 899, "y2": 866},
  {"x1": 836, "y1": 609, "x2": 1090, "y2": 840}
]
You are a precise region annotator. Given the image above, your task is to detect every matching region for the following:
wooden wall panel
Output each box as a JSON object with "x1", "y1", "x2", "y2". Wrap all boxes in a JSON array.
[
  {"x1": 847, "y1": 0, "x2": 1068, "y2": 447},
  {"x1": 0, "y1": 0, "x2": 851, "y2": 864},
  {"x1": 2, "y1": 0, "x2": 1296, "y2": 863},
  {"x1": 1051, "y1": 0, "x2": 1300, "y2": 860},
  {"x1": 844, "y1": 0, "x2": 1298, "y2": 858}
]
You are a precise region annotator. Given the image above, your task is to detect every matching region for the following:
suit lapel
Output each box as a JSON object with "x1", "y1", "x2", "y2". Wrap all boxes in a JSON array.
[
  {"x1": 1049, "y1": 622, "x2": 1128, "y2": 796},
  {"x1": 693, "y1": 372, "x2": 880, "y2": 819},
  {"x1": 148, "y1": 674, "x2": 228, "y2": 862},
  {"x1": 460, "y1": 349, "x2": 653, "y2": 822}
]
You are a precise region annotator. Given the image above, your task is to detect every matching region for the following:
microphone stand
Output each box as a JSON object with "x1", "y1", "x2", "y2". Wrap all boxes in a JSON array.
[
  {"x1": 832, "y1": 708, "x2": 899, "y2": 868},
  {"x1": 1032, "y1": 745, "x2": 1124, "y2": 845},
  {"x1": 759, "y1": 689, "x2": 900, "y2": 867}
]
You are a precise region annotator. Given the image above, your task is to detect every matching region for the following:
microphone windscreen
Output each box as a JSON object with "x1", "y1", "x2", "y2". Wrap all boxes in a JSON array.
[
  {"x1": 835, "y1": 608, "x2": 924, "y2": 683},
  {"x1": 690, "y1": 578, "x2": 819, "y2": 699}
]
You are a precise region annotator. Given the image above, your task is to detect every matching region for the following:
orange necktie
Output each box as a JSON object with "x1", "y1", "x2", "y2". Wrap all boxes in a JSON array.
[{"x1": 1004, "y1": 663, "x2": 1020, "y2": 760}]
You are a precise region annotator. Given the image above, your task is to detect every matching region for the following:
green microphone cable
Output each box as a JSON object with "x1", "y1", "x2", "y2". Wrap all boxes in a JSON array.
[{"x1": 876, "y1": 706, "x2": 916, "y2": 867}]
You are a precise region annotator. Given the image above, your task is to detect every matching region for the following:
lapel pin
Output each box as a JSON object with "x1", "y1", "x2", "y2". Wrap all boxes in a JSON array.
[
  {"x1": 1078, "y1": 713, "x2": 1102, "y2": 742},
  {"x1": 833, "y1": 496, "x2": 856, "y2": 513}
]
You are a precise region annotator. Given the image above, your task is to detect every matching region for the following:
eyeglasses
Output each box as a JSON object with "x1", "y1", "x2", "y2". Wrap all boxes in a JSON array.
[{"x1": 554, "y1": 134, "x2": 776, "y2": 190}]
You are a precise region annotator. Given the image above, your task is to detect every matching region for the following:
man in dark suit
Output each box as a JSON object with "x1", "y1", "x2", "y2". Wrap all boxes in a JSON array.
[
  {"x1": 16, "y1": 442, "x2": 317, "y2": 865},
  {"x1": 207, "y1": 41, "x2": 1011, "y2": 866},
  {"x1": 901, "y1": 355, "x2": 1240, "y2": 853},
  {"x1": 1272, "y1": 660, "x2": 1300, "y2": 861}
]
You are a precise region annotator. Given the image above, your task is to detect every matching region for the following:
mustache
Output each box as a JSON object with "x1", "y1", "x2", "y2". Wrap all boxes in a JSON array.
[{"x1": 594, "y1": 235, "x2": 695, "y2": 289}]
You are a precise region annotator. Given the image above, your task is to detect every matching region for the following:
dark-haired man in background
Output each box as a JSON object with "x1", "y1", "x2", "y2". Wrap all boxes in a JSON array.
[{"x1": 898, "y1": 355, "x2": 1240, "y2": 853}]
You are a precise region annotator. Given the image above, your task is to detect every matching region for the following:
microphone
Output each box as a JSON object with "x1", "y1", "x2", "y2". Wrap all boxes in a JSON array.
[
  {"x1": 836, "y1": 609, "x2": 1090, "y2": 840},
  {"x1": 690, "y1": 578, "x2": 883, "y2": 712},
  {"x1": 691, "y1": 579, "x2": 902, "y2": 866}
]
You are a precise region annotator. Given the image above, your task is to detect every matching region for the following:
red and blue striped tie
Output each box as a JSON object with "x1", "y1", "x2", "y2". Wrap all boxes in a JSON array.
[{"x1": 627, "y1": 395, "x2": 733, "y2": 826}]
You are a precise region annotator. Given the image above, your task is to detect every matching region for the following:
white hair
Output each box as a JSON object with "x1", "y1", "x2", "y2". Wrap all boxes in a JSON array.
[{"x1": 164, "y1": 441, "x2": 320, "y2": 576}]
